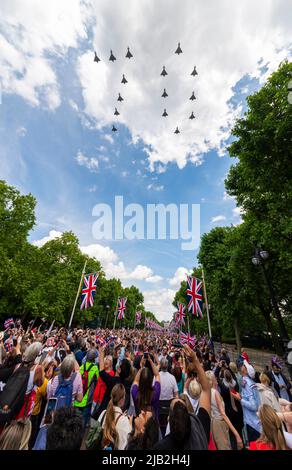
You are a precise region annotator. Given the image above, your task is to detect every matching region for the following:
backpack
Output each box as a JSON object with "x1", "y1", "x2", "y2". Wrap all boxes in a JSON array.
[
  {"x1": 0, "y1": 366, "x2": 30, "y2": 425},
  {"x1": 184, "y1": 412, "x2": 209, "y2": 450},
  {"x1": 85, "y1": 411, "x2": 106, "y2": 450},
  {"x1": 54, "y1": 373, "x2": 76, "y2": 409},
  {"x1": 81, "y1": 364, "x2": 94, "y2": 396}
]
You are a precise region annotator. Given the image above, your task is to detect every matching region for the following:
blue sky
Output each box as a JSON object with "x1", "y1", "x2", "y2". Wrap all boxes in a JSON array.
[{"x1": 1, "y1": 0, "x2": 291, "y2": 320}]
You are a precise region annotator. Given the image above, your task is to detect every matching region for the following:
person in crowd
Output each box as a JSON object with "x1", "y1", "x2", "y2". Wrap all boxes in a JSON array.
[
  {"x1": 172, "y1": 363, "x2": 185, "y2": 396},
  {"x1": 256, "y1": 373, "x2": 280, "y2": 411},
  {"x1": 98, "y1": 383, "x2": 132, "y2": 450},
  {"x1": 133, "y1": 344, "x2": 144, "y2": 370},
  {"x1": 240, "y1": 360, "x2": 261, "y2": 443},
  {"x1": 229, "y1": 362, "x2": 243, "y2": 391},
  {"x1": 132, "y1": 354, "x2": 161, "y2": 421},
  {"x1": 158, "y1": 346, "x2": 172, "y2": 371},
  {"x1": 93, "y1": 346, "x2": 132, "y2": 419},
  {"x1": 249, "y1": 404, "x2": 287, "y2": 450},
  {"x1": 91, "y1": 355, "x2": 114, "y2": 422},
  {"x1": 205, "y1": 371, "x2": 243, "y2": 450},
  {"x1": 0, "y1": 419, "x2": 32, "y2": 450},
  {"x1": 154, "y1": 345, "x2": 211, "y2": 450},
  {"x1": 158, "y1": 357, "x2": 178, "y2": 435},
  {"x1": 126, "y1": 410, "x2": 159, "y2": 450},
  {"x1": 74, "y1": 349, "x2": 99, "y2": 428},
  {"x1": 47, "y1": 354, "x2": 83, "y2": 404},
  {"x1": 267, "y1": 358, "x2": 292, "y2": 402},
  {"x1": 219, "y1": 348, "x2": 230, "y2": 366},
  {"x1": 46, "y1": 407, "x2": 84, "y2": 450}
]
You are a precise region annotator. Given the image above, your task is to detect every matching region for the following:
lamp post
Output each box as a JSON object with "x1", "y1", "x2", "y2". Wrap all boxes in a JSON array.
[
  {"x1": 252, "y1": 245, "x2": 290, "y2": 351},
  {"x1": 104, "y1": 305, "x2": 110, "y2": 329}
]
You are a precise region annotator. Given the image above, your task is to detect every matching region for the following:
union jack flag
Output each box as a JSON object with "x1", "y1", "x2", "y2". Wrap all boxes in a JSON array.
[
  {"x1": 180, "y1": 331, "x2": 196, "y2": 348},
  {"x1": 4, "y1": 318, "x2": 14, "y2": 329},
  {"x1": 135, "y1": 311, "x2": 142, "y2": 324},
  {"x1": 117, "y1": 297, "x2": 127, "y2": 320},
  {"x1": 186, "y1": 276, "x2": 203, "y2": 317},
  {"x1": 96, "y1": 335, "x2": 106, "y2": 346},
  {"x1": 80, "y1": 273, "x2": 99, "y2": 310},
  {"x1": 175, "y1": 303, "x2": 186, "y2": 325},
  {"x1": 4, "y1": 338, "x2": 14, "y2": 352}
]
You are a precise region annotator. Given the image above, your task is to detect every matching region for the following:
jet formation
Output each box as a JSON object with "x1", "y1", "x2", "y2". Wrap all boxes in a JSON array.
[{"x1": 93, "y1": 43, "x2": 198, "y2": 133}]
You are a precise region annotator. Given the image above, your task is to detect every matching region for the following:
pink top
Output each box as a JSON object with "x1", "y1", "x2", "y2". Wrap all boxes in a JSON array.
[{"x1": 47, "y1": 372, "x2": 83, "y2": 402}]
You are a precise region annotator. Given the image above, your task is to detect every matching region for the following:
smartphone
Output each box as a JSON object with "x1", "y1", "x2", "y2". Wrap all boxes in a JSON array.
[
  {"x1": 40, "y1": 398, "x2": 58, "y2": 428},
  {"x1": 144, "y1": 352, "x2": 149, "y2": 359}
]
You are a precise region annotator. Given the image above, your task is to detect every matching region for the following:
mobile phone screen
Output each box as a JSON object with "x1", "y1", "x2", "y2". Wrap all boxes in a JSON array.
[{"x1": 40, "y1": 398, "x2": 57, "y2": 428}]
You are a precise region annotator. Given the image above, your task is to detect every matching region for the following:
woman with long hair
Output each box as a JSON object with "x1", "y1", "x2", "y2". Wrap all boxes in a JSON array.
[
  {"x1": 205, "y1": 371, "x2": 243, "y2": 450},
  {"x1": 131, "y1": 355, "x2": 161, "y2": 420},
  {"x1": 99, "y1": 383, "x2": 131, "y2": 450},
  {"x1": 250, "y1": 404, "x2": 287, "y2": 450},
  {"x1": 0, "y1": 419, "x2": 32, "y2": 450}
]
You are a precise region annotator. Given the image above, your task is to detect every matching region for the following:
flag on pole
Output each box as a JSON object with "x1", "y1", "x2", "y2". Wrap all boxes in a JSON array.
[
  {"x1": 117, "y1": 297, "x2": 127, "y2": 320},
  {"x1": 175, "y1": 303, "x2": 186, "y2": 325},
  {"x1": 80, "y1": 273, "x2": 99, "y2": 310},
  {"x1": 180, "y1": 331, "x2": 196, "y2": 348},
  {"x1": 4, "y1": 318, "x2": 14, "y2": 329},
  {"x1": 135, "y1": 311, "x2": 142, "y2": 324},
  {"x1": 186, "y1": 276, "x2": 203, "y2": 317}
]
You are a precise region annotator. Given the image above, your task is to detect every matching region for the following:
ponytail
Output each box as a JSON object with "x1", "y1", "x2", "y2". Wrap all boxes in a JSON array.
[{"x1": 102, "y1": 383, "x2": 125, "y2": 449}]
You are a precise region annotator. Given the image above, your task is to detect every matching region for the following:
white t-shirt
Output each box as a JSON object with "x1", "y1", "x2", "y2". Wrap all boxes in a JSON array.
[
  {"x1": 159, "y1": 371, "x2": 178, "y2": 401},
  {"x1": 98, "y1": 406, "x2": 132, "y2": 450}
]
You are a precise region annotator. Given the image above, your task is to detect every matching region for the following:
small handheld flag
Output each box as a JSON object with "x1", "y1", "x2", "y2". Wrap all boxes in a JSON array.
[
  {"x1": 180, "y1": 332, "x2": 196, "y2": 348},
  {"x1": 4, "y1": 318, "x2": 14, "y2": 329},
  {"x1": 80, "y1": 273, "x2": 99, "y2": 310}
]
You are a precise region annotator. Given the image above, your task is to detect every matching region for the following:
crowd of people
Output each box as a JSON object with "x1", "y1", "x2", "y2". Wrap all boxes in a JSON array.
[{"x1": 0, "y1": 322, "x2": 291, "y2": 451}]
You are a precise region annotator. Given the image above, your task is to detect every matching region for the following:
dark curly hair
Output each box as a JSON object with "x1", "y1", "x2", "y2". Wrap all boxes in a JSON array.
[{"x1": 46, "y1": 407, "x2": 84, "y2": 450}]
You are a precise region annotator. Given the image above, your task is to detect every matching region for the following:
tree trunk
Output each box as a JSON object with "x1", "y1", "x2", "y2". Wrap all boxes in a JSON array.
[
  {"x1": 260, "y1": 307, "x2": 283, "y2": 356},
  {"x1": 233, "y1": 317, "x2": 241, "y2": 354}
]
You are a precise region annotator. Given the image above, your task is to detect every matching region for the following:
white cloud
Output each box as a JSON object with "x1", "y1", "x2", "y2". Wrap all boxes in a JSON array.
[
  {"x1": 0, "y1": 0, "x2": 89, "y2": 109},
  {"x1": 232, "y1": 207, "x2": 242, "y2": 217},
  {"x1": 147, "y1": 183, "x2": 164, "y2": 191},
  {"x1": 146, "y1": 275, "x2": 163, "y2": 283},
  {"x1": 16, "y1": 126, "x2": 27, "y2": 137},
  {"x1": 211, "y1": 215, "x2": 226, "y2": 223},
  {"x1": 88, "y1": 185, "x2": 97, "y2": 192},
  {"x1": 121, "y1": 171, "x2": 129, "y2": 177},
  {"x1": 32, "y1": 230, "x2": 62, "y2": 247},
  {"x1": 69, "y1": 99, "x2": 79, "y2": 112},
  {"x1": 143, "y1": 288, "x2": 176, "y2": 321},
  {"x1": 76, "y1": 0, "x2": 292, "y2": 170},
  {"x1": 223, "y1": 191, "x2": 235, "y2": 201},
  {"x1": 103, "y1": 134, "x2": 114, "y2": 145},
  {"x1": 168, "y1": 267, "x2": 190, "y2": 288},
  {"x1": 75, "y1": 150, "x2": 99, "y2": 172}
]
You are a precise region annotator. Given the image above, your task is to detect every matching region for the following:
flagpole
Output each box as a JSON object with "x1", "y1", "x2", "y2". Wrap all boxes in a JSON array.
[
  {"x1": 113, "y1": 298, "x2": 118, "y2": 330},
  {"x1": 202, "y1": 266, "x2": 212, "y2": 339},
  {"x1": 68, "y1": 259, "x2": 87, "y2": 329}
]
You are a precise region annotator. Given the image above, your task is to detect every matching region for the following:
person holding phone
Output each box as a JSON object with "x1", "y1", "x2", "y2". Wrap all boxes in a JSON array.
[{"x1": 131, "y1": 355, "x2": 161, "y2": 421}]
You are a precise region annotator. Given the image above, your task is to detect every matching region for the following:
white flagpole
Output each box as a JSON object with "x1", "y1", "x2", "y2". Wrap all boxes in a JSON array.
[
  {"x1": 202, "y1": 266, "x2": 212, "y2": 339},
  {"x1": 68, "y1": 259, "x2": 87, "y2": 329}
]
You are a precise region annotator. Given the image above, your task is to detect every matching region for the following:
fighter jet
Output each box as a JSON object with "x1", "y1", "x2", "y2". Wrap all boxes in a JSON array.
[
  {"x1": 162, "y1": 89, "x2": 168, "y2": 98},
  {"x1": 175, "y1": 42, "x2": 183, "y2": 55},
  {"x1": 189, "y1": 92, "x2": 196, "y2": 101},
  {"x1": 191, "y1": 66, "x2": 198, "y2": 76},
  {"x1": 126, "y1": 47, "x2": 133, "y2": 59},
  {"x1": 162, "y1": 109, "x2": 168, "y2": 117},
  {"x1": 121, "y1": 74, "x2": 128, "y2": 84},
  {"x1": 109, "y1": 50, "x2": 116, "y2": 62},
  {"x1": 112, "y1": 125, "x2": 118, "y2": 132},
  {"x1": 117, "y1": 93, "x2": 124, "y2": 102},
  {"x1": 189, "y1": 112, "x2": 195, "y2": 120},
  {"x1": 94, "y1": 52, "x2": 100, "y2": 63},
  {"x1": 174, "y1": 127, "x2": 180, "y2": 134},
  {"x1": 114, "y1": 108, "x2": 120, "y2": 116},
  {"x1": 161, "y1": 66, "x2": 168, "y2": 77}
]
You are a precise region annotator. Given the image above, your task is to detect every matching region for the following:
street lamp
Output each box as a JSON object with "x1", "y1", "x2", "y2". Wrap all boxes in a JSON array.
[
  {"x1": 252, "y1": 244, "x2": 290, "y2": 356},
  {"x1": 104, "y1": 305, "x2": 110, "y2": 329}
]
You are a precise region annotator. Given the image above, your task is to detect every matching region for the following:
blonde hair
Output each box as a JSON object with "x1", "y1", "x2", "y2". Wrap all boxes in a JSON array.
[
  {"x1": 229, "y1": 362, "x2": 237, "y2": 374},
  {"x1": 188, "y1": 378, "x2": 202, "y2": 399},
  {"x1": 205, "y1": 370, "x2": 216, "y2": 388},
  {"x1": 259, "y1": 372, "x2": 270, "y2": 386},
  {"x1": 102, "y1": 383, "x2": 125, "y2": 449},
  {"x1": 258, "y1": 404, "x2": 286, "y2": 450},
  {"x1": 0, "y1": 419, "x2": 32, "y2": 450}
]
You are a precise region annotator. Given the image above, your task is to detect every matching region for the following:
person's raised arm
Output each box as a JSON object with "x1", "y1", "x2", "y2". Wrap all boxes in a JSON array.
[
  {"x1": 148, "y1": 357, "x2": 160, "y2": 381},
  {"x1": 183, "y1": 345, "x2": 211, "y2": 415}
]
